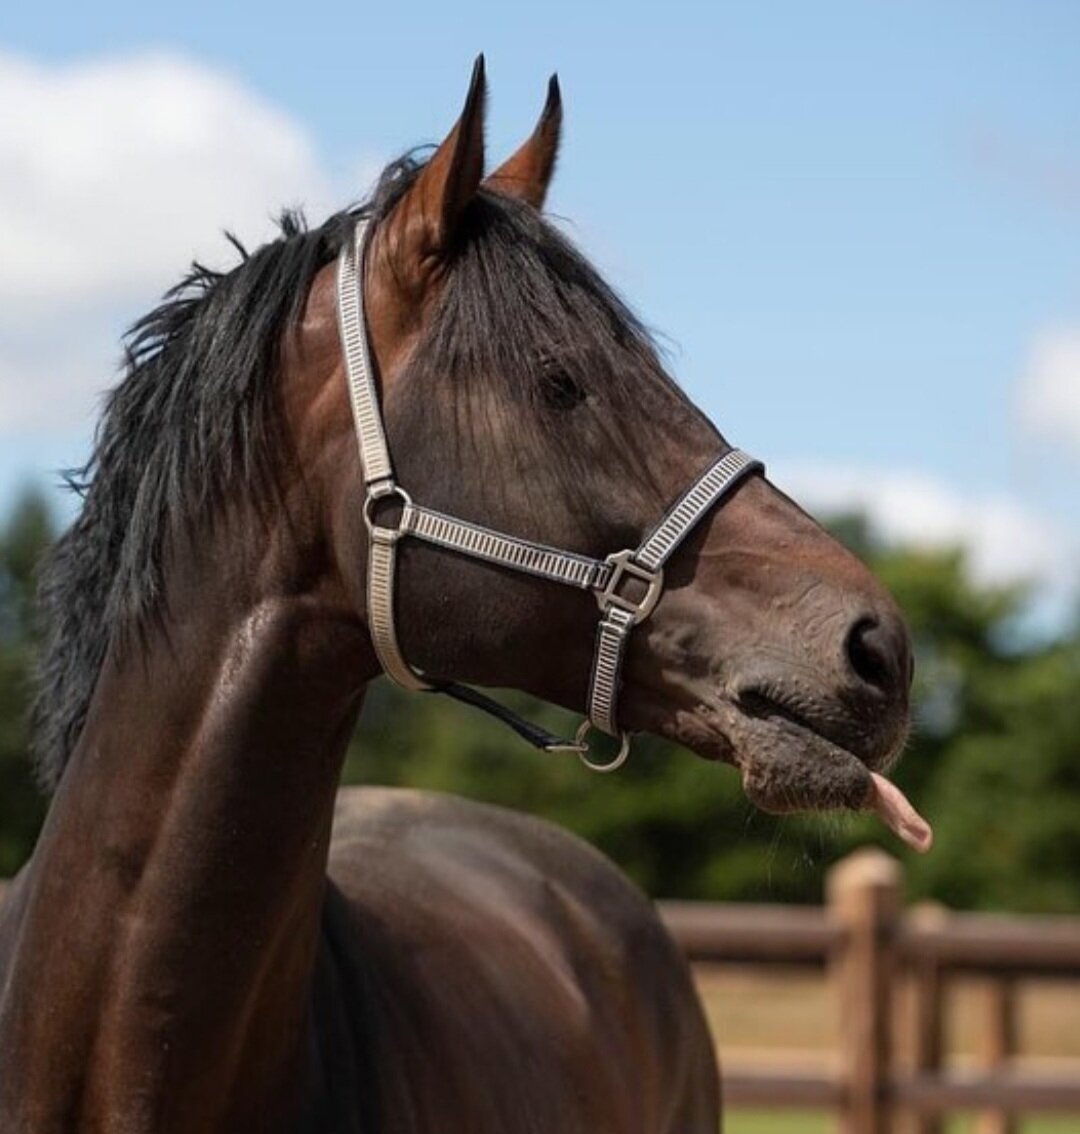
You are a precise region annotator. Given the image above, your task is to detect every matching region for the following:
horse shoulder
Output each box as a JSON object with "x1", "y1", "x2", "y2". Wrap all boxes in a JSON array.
[
  {"x1": 313, "y1": 786, "x2": 717, "y2": 1134},
  {"x1": 0, "y1": 863, "x2": 33, "y2": 980}
]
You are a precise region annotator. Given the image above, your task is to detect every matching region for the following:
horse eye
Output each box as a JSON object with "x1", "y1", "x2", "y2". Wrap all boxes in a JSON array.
[{"x1": 541, "y1": 369, "x2": 587, "y2": 411}]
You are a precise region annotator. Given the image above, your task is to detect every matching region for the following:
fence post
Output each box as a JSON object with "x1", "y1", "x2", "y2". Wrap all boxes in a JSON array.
[
  {"x1": 828, "y1": 848, "x2": 902, "y2": 1134},
  {"x1": 910, "y1": 902, "x2": 947, "y2": 1134},
  {"x1": 975, "y1": 979, "x2": 1018, "y2": 1134}
]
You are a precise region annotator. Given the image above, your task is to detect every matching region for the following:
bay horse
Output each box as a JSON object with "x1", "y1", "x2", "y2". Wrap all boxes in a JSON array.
[{"x1": 0, "y1": 58, "x2": 929, "y2": 1132}]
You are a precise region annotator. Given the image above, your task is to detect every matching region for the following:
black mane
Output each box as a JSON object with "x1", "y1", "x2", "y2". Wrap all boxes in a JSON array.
[
  {"x1": 31, "y1": 153, "x2": 701, "y2": 790},
  {"x1": 29, "y1": 161, "x2": 403, "y2": 790}
]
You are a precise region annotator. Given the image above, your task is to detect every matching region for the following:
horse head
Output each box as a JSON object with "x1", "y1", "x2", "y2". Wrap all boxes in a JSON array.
[{"x1": 289, "y1": 58, "x2": 929, "y2": 850}]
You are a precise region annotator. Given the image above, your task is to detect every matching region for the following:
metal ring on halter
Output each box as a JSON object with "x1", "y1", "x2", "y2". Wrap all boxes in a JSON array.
[
  {"x1": 574, "y1": 720, "x2": 632, "y2": 773},
  {"x1": 362, "y1": 484, "x2": 414, "y2": 542}
]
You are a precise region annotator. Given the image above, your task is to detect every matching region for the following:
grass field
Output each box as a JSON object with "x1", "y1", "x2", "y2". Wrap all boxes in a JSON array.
[
  {"x1": 695, "y1": 966, "x2": 1080, "y2": 1133},
  {"x1": 726, "y1": 1113, "x2": 1079, "y2": 1133}
]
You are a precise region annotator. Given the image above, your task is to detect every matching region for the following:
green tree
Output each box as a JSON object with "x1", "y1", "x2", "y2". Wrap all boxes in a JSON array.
[
  {"x1": 0, "y1": 489, "x2": 53, "y2": 875},
  {"x1": 862, "y1": 523, "x2": 1080, "y2": 912}
]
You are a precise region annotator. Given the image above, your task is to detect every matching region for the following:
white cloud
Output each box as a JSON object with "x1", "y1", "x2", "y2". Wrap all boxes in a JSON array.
[
  {"x1": 1018, "y1": 325, "x2": 1080, "y2": 454},
  {"x1": 775, "y1": 461, "x2": 1078, "y2": 605},
  {"x1": 0, "y1": 50, "x2": 332, "y2": 307},
  {"x1": 0, "y1": 49, "x2": 377, "y2": 433},
  {"x1": 0, "y1": 307, "x2": 121, "y2": 432},
  {"x1": 349, "y1": 153, "x2": 391, "y2": 203}
]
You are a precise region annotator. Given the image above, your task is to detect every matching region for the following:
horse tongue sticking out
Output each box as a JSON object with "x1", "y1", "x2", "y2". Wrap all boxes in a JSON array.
[{"x1": 866, "y1": 774, "x2": 934, "y2": 852}]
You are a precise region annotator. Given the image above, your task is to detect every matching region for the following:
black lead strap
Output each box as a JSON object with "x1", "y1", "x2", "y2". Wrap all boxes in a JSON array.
[{"x1": 439, "y1": 683, "x2": 582, "y2": 753}]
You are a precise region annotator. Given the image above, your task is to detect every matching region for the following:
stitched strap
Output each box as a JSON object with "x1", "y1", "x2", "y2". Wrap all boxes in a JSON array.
[
  {"x1": 367, "y1": 531, "x2": 431, "y2": 691},
  {"x1": 584, "y1": 449, "x2": 763, "y2": 737},
  {"x1": 338, "y1": 219, "x2": 430, "y2": 691},
  {"x1": 637, "y1": 449, "x2": 763, "y2": 571},
  {"x1": 587, "y1": 606, "x2": 636, "y2": 736},
  {"x1": 405, "y1": 505, "x2": 610, "y2": 590},
  {"x1": 337, "y1": 219, "x2": 393, "y2": 486}
]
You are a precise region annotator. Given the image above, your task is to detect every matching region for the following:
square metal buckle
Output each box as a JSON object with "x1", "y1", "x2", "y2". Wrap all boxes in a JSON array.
[{"x1": 596, "y1": 550, "x2": 663, "y2": 624}]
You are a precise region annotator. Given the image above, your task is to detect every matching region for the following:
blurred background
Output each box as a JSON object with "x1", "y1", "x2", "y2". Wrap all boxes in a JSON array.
[{"x1": 1, "y1": 3, "x2": 1078, "y2": 1130}]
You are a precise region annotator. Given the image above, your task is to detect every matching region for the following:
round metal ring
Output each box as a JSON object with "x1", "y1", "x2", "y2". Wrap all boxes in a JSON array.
[
  {"x1": 362, "y1": 484, "x2": 413, "y2": 540},
  {"x1": 574, "y1": 720, "x2": 631, "y2": 774}
]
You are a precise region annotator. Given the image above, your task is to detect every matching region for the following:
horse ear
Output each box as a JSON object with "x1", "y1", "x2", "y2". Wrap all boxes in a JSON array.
[
  {"x1": 381, "y1": 55, "x2": 487, "y2": 274},
  {"x1": 484, "y1": 75, "x2": 562, "y2": 209}
]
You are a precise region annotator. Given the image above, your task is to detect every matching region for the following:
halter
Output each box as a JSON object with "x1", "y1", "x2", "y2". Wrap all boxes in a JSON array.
[{"x1": 337, "y1": 218, "x2": 763, "y2": 772}]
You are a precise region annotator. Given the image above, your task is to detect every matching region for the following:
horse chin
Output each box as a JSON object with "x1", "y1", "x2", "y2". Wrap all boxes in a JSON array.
[
  {"x1": 678, "y1": 697, "x2": 934, "y2": 852},
  {"x1": 731, "y1": 717, "x2": 874, "y2": 816},
  {"x1": 678, "y1": 700, "x2": 877, "y2": 816}
]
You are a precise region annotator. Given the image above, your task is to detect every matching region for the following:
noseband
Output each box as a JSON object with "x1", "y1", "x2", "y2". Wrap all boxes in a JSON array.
[{"x1": 337, "y1": 218, "x2": 762, "y2": 771}]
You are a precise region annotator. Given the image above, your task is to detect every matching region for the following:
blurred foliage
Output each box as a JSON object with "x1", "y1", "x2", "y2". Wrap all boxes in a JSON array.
[
  {"x1": 0, "y1": 490, "x2": 52, "y2": 877},
  {"x1": 1, "y1": 492, "x2": 1078, "y2": 911}
]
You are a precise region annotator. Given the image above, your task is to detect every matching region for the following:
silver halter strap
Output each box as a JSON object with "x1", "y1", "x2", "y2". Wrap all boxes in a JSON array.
[{"x1": 337, "y1": 218, "x2": 763, "y2": 772}]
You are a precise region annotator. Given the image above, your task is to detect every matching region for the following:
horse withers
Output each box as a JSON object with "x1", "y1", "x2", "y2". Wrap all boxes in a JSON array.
[{"x1": 0, "y1": 57, "x2": 928, "y2": 1132}]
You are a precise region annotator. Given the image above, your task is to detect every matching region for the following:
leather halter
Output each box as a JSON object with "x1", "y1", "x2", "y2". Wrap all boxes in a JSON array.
[{"x1": 337, "y1": 218, "x2": 763, "y2": 771}]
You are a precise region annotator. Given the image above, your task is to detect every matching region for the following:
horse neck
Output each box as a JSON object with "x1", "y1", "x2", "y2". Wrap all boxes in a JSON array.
[{"x1": 0, "y1": 506, "x2": 374, "y2": 1133}]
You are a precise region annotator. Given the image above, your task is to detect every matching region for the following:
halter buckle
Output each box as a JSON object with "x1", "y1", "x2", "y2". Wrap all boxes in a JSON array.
[{"x1": 596, "y1": 549, "x2": 663, "y2": 625}]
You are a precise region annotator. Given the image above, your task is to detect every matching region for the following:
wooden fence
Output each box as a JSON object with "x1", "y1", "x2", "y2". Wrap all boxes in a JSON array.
[{"x1": 659, "y1": 848, "x2": 1080, "y2": 1134}]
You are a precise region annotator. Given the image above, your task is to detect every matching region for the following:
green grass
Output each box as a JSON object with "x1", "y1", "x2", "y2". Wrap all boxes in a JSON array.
[
  {"x1": 725, "y1": 1112, "x2": 828, "y2": 1134},
  {"x1": 726, "y1": 1113, "x2": 1080, "y2": 1134}
]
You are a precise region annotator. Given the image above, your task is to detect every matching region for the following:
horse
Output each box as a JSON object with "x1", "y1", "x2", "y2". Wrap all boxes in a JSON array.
[{"x1": 0, "y1": 57, "x2": 928, "y2": 1132}]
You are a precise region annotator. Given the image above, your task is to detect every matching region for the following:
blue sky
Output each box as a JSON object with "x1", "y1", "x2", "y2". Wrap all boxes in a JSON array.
[{"x1": 1, "y1": 1, "x2": 1078, "y2": 621}]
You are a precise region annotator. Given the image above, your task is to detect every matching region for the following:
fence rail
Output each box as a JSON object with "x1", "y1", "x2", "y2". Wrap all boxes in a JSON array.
[{"x1": 659, "y1": 848, "x2": 1080, "y2": 1134}]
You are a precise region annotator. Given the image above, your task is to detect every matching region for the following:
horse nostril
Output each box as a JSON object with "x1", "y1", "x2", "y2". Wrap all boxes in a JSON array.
[{"x1": 845, "y1": 617, "x2": 895, "y2": 693}]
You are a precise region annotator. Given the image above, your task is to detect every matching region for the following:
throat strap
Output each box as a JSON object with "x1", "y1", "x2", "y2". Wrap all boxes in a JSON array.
[{"x1": 337, "y1": 217, "x2": 763, "y2": 766}]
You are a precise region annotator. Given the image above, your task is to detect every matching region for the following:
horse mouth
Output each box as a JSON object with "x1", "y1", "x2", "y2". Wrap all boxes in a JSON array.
[{"x1": 689, "y1": 689, "x2": 932, "y2": 853}]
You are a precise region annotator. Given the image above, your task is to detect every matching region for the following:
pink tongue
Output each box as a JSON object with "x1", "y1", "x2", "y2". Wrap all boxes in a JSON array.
[{"x1": 865, "y1": 773, "x2": 934, "y2": 853}]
